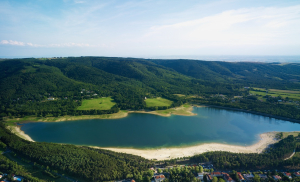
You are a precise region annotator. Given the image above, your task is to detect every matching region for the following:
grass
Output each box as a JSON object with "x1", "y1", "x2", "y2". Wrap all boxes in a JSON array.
[
  {"x1": 173, "y1": 94, "x2": 186, "y2": 97},
  {"x1": 282, "y1": 132, "x2": 300, "y2": 139},
  {"x1": 145, "y1": 97, "x2": 173, "y2": 107},
  {"x1": 77, "y1": 97, "x2": 116, "y2": 110}
]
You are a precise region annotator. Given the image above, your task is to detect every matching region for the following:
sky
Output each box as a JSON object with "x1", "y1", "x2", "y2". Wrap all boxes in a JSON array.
[{"x1": 0, "y1": 0, "x2": 300, "y2": 58}]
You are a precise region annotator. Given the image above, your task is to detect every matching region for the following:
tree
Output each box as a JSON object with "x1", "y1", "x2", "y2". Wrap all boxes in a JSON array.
[
  {"x1": 199, "y1": 165, "x2": 203, "y2": 173},
  {"x1": 157, "y1": 168, "x2": 162, "y2": 174},
  {"x1": 212, "y1": 176, "x2": 218, "y2": 182}
]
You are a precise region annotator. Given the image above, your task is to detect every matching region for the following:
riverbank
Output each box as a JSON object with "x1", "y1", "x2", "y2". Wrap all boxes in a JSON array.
[
  {"x1": 92, "y1": 132, "x2": 280, "y2": 160},
  {"x1": 4, "y1": 104, "x2": 196, "y2": 124}
]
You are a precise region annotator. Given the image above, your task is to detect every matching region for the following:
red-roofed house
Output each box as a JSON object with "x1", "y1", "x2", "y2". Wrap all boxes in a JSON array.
[
  {"x1": 284, "y1": 172, "x2": 292, "y2": 179},
  {"x1": 294, "y1": 172, "x2": 300, "y2": 177},
  {"x1": 223, "y1": 173, "x2": 234, "y2": 182},
  {"x1": 237, "y1": 172, "x2": 245, "y2": 180},
  {"x1": 273, "y1": 175, "x2": 282, "y2": 181},
  {"x1": 154, "y1": 175, "x2": 165, "y2": 182},
  {"x1": 206, "y1": 174, "x2": 213, "y2": 182}
]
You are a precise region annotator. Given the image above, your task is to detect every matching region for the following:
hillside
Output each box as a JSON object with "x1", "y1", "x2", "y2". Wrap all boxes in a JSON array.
[{"x1": 0, "y1": 57, "x2": 299, "y2": 119}]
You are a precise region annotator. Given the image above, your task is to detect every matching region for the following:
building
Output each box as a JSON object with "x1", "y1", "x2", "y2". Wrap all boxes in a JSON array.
[
  {"x1": 47, "y1": 97, "x2": 54, "y2": 100},
  {"x1": 243, "y1": 173, "x2": 254, "y2": 181},
  {"x1": 211, "y1": 172, "x2": 222, "y2": 177},
  {"x1": 237, "y1": 172, "x2": 245, "y2": 181},
  {"x1": 283, "y1": 172, "x2": 292, "y2": 179},
  {"x1": 223, "y1": 173, "x2": 234, "y2": 182},
  {"x1": 206, "y1": 174, "x2": 213, "y2": 182},
  {"x1": 154, "y1": 175, "x2": 165, "y2": 182},
  {"x1": 258, "y1": 174, "x2": 268, "y2": 180},
  {"x1": 294, "y1": 172, "x2": 300, "y2": 177},
  {"x1": 273, "y1": 175, "x2": 282, "y2": 181},
  {"x1": 197, "y1": 173, "x2": 204, "y2": 180}
]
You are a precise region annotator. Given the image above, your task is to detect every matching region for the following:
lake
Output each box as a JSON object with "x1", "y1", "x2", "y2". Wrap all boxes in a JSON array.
[{"x1": 20, "y1": 107, "x2": 300, "y2": 148}]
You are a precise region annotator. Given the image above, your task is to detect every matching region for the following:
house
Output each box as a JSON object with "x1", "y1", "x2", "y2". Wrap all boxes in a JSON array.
[
  {"x1": 258, "y1": 174, "x2": 268, "y2": 180},
  {"x1": 243, "y1": 173, "x2": 254, "y2": 181},
  {"x1": 294, "y1": 172, "x2": 300, "y2": 177},
  {"x1": 206, "y1": 174, "x2": 213, "y2": 182},
  {"x1": 13, "y1": 175, "x2": 24, "y2": 181},
  {"x1": 278, "y1": 100, "x2": 282, "y2": 102},
  {"x1": 47, "y1": 97, "x2": 54, "y2": 100},
  {"x1": 273, "y1": 175, "x2": 282, "y2": 181},
  {"x1": 237, "y1": 172, "x2": 245, "y2": 181},
  {"x1": 197, "y1": 173, "x2": 204, "y2": 180},
  {"x1": 223, "y1": 173, "x2": 234, "y2": 182},
  {"x1": 283, "y1": 172, "x2": 292, "y2": 179},
  {"x1": 211, "y1": 172, "x2": 222, "y2": 177},
  {"x1": 154, "y1": 175, "x2": 165, "y2": 182}
]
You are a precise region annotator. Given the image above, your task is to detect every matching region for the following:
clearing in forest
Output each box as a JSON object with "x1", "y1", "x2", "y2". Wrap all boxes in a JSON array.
[
  {"x1": 77, "y1": 97, "x2": 116, "y2": 110},
  {"x1": 145, "y1": 97, "x2": 173, "y2": 107}
]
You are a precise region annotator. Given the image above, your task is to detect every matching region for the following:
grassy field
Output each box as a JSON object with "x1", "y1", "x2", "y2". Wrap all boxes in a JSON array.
[
  {"x1": 250, "y1": 88, "x2": 300, "y2": 101},
  {"x1": 145, "y1": 97, "x2": 173, "y2": 107},
  {"x1": 282, "y1": 131, "x2": 300, "y2": 138},
  {"x1": 77, "y1": 97, "x2": 116, "y2": 110}
]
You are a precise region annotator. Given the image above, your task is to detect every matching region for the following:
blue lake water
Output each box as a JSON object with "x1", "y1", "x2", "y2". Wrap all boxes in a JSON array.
[{"x1": 20, "y1": 107, "x2": 300, "y2": 148}]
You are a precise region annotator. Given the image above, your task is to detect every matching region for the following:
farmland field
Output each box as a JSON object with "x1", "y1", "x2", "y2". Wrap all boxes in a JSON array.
[
  {"x1": 77, "y1": 97, "x2": 116, "y2": 110},
  {"x1": 250, "y1": 88, "x2": 300, "y2": 101}
]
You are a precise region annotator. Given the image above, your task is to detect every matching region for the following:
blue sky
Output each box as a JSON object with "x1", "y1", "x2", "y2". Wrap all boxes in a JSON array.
[{"x1": 0, "y1": 0, "x2": 299, "y2": 58}]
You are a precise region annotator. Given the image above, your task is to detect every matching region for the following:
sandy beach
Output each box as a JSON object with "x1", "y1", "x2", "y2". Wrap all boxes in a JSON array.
[
  {"x1": 8, "y1": 126, "x2": 35, "y2": 142},
  {"x1": 93, "y1": 132, "x2": 279, "y2": 160}
]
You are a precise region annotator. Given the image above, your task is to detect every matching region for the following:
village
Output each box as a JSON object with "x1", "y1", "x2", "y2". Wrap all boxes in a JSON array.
[{"x1": 116, "y1": 163, "x2": 300, "y2": 182}]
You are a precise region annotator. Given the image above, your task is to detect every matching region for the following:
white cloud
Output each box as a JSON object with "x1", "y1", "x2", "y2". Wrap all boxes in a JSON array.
[
  {"x1": 0, "y1": 40, "x2": 25, "y2": 46},
  {"x1": 0, "y1": 40, "x2": 93, "y2": 48},
  {"x1": 144, "y1": 5, "x2": 300, "y2": 47}
]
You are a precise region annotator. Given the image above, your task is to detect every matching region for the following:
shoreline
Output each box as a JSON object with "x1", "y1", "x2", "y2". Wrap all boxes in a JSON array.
[
  {"x1": 7, "y1": 126, "x2": 35, "y2": 142},
  {"x1": 6, "y1": 105, "x2": 197, "y2": 124},
  {"x1": 9, "y1": 125, "x2": 291, "y2": 160},
  {"x1": 91, "y1": 132, "x2": 280, "y2": 160}
]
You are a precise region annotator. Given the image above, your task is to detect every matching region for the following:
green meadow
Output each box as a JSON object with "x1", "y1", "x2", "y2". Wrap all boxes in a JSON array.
[
  {"x1": 77, "y1": 97, "x2": 116, "y2": 110},
  {"x1": 145, "y1": 97, "x2": 173, "y2": 107}
]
